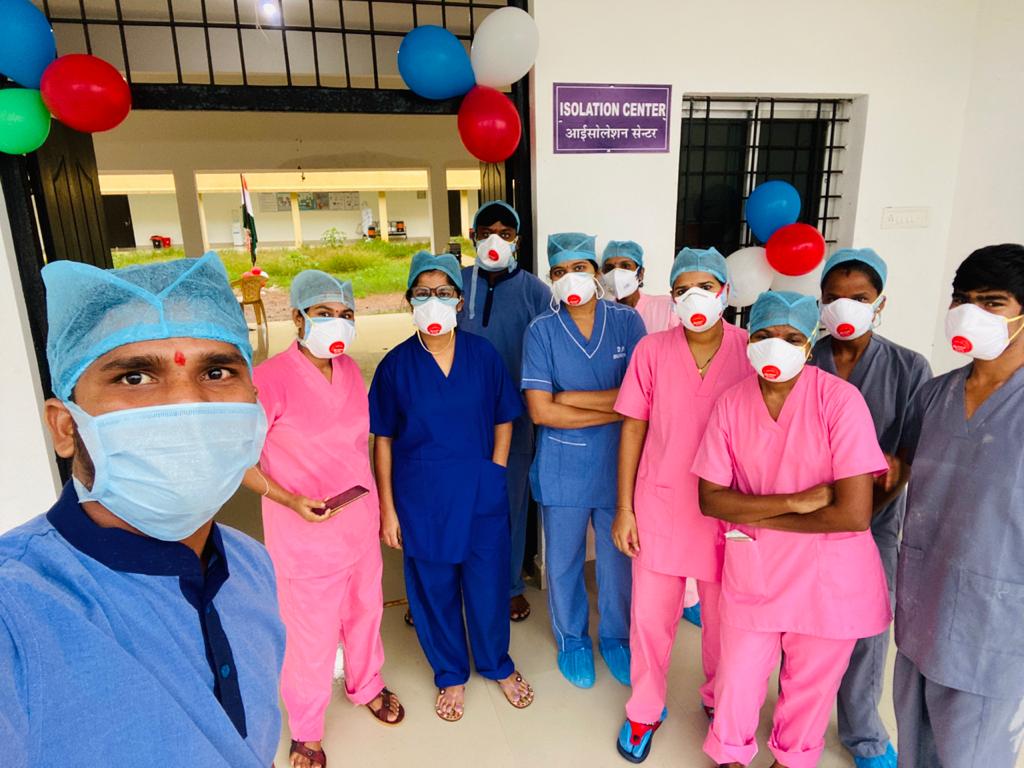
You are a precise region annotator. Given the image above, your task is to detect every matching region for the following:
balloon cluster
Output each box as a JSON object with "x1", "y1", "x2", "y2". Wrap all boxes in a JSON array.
[
  {"x1": 0, "y1": 0, "x2": 131, "y2": 155},
  {"x1": 397, "y1": 7, "x2": 538, "y2": 163},
  {"x1": 725, "y1": 180, "x2": 827, "y2": 306}
]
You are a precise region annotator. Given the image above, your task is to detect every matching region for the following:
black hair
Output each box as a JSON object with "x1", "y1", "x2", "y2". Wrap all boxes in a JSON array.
[
  {"x1": 404, "y1": 272, "x2": 462, "y2": 302},
  {"x1": 474, "y1": 202, "x2": 518, "y2": 231},
  {"x1": 953, "y1": 243, "x2": 1024, "y2": 307},
  {"x1": 821, "y1": 260, "x2": 883, "y2": 294}
]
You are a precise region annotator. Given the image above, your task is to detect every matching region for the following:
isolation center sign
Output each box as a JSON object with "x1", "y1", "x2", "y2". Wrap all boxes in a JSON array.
[{"x1": 554, "y1": 83, "x2": 672, "y2": 154}]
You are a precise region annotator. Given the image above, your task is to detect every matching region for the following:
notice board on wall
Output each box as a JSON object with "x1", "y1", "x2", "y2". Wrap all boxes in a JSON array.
[{"x1": 553, "y1": 83, "x2": 672, "y2": 154}]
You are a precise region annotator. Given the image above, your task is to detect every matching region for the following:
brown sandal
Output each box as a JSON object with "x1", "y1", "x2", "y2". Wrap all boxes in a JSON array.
[
  {"x1": 290, "y1": 739, "x2": 327, "y2": 768},
  {"x1": 366, "y1": 687, "x2": 405, "y2": 725},
  {"x1": 498, "y1": 672, "x2": 534, "y2": 709},
  {"x1": 435, "y1": 687, "x2": 464, "y2": 722}
]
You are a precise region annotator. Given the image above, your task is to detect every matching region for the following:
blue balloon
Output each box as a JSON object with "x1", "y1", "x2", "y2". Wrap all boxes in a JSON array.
[
  {"x1": 397, "y1": 25, "x2": 475, "y2": 101},
  {"x1": 0, "y1": 0, "x2": 57, "y2": 89},
  {"x1": 745, "y1": 180, "x2": 802, "y2": 243}
]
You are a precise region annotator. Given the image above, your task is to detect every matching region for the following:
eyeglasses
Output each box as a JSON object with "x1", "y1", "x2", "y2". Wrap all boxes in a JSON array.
[{"x1": 411, "y1": 285, "x2": 459, "y2": 301}]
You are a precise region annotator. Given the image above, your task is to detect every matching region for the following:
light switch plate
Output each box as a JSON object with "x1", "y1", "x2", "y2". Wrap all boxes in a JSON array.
[{"x1": 881, "y1": 207, "x2": 930, "y2": 229}]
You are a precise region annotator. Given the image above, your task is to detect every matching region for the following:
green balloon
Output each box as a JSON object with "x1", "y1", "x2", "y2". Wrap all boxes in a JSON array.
[{"x1": 0, "y1": 89, "x2": 51, "y2": 155}]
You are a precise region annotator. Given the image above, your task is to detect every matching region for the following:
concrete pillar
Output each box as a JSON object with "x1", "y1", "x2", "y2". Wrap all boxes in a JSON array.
[
  {"x1": 460, "y1": 190, "x2": 470, "y2": 239},
  {"x1": 377, "y1": 191, "x2": 389, "y2": 242},
  {"x1": 172, "y1": 167, "x2": 205, "y2": 257},
  {"x1": 427, "y1": 163, "x2": 449, "y2": 253},
  {"x1": 197, "y1": 192, "x2": 210, "y2": 252},
  {"x1": 290, "y1": 192, "x2": 302, "y2": 247},
  {"x1": 0, "y1": 182, "x2": 60, "y2": 531}
]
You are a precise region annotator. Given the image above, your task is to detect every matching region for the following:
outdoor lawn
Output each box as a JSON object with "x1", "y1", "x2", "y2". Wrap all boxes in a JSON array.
[{"x1": 112, "y1": 237, "x2": 477, "y2": 318}]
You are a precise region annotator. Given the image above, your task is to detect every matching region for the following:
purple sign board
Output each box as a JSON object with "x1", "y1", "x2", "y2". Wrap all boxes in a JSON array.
[{"x1": 553, "y1": 83, "x2": 672, "y2": 154}]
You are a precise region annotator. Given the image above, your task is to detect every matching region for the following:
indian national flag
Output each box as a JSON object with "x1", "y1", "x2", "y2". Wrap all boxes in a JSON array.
[{"x1": 240, "y1": 174, "x2": 258, "y2": 266}]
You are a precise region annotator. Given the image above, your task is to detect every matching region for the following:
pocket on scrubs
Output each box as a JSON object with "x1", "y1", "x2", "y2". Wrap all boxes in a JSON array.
[
  {"x1": 950, "y1": 569, "x2": 1024, "y2": 657},
  {"x1": 723, "y1": 536, "x2": 767, "y2": 601},
  {"x1": 817, "y1": 533, "x2": 874, "y2": 598},
  {"x1": 478, "y1": 460, "x2": 510, "y2": 517},
  {"x1": 633, "y1": 480, "x2": 674, "y2": 542}
]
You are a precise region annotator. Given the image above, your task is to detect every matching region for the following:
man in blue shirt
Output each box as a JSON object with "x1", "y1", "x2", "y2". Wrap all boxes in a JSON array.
[
  {"x1": 459, "y1": 200, "x2": 551, "y2": 622},
  {"x1": 0, "y1": 253, "x2": 285, "y2": 767}
]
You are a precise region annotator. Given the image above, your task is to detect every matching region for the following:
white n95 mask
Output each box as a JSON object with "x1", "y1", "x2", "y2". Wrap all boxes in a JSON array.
[
  {"x1": 412, "y1": 297, "x2": 458, "y2": 336},
  {"x1": 601, "y1": 268, "x2": 640, "y2": 300},
  {"x1": 300, "y1": 314, "x2": 356, "y2": 358},
  {"x1": 674, "y1": 286, "x2": 727, "y2": 332},
  {"x1": 945, "y1": 303, "x2": 1024, "y2": 360},
  {"x1": 747, "y1": 338, "x2": 809, "y2": 382},
  {"x1": 475, "y1": 234, "x2": 516, "y2": 271},
  {"x1": 820, "y1": 297, "x2": 882, "y2": 341},
  {"x1": 552, "y1": 272, "x2": 598, "y2": 308}
]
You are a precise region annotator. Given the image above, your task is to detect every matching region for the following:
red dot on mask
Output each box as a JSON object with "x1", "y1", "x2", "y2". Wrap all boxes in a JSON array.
[
  {"x1": 952, "y1": 336, "x2": 973, "y2": 354},
  {"x1": 427, "y1": 323, "x2": 442, "y2": 335},
  {"x1": 174, "y1": 351, "x2": 186, "y2": 366},
  {"x1": 837, "y1": 323, "x2": 855, "y2": 337},
  {"x1": 567, "y1": 295, "x2": 581, "y2": 306},
  {"x1": 762, "y1": 365, "x2": 781, "y2": 380},
  {"x1": 488, "y1": 249, "x2": 500, "y2": 261},
  {"x1": 330, "y1": 341, "x2": 345, "y2": 354},
  {"x1": 691, "y1": 314, "x2": 707, "y2": 327}
]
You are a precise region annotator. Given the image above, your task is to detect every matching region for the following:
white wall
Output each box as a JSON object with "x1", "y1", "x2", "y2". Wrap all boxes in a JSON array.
[
  {"x1": 127, "y1": 193, "x2": 184, "y2": 248},
  {"x1": 0, "y1": 186, "x2": 60, "y2": 532},
  {"x1": 531, "y1": 0, "x2": 987, "y2": 363}
]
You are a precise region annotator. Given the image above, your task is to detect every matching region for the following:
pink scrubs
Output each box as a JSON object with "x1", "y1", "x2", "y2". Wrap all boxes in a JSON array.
[
  {"x1": 691, "y1": 364, "x2": 890, "y2": 768},
  {"x1": 254, "y1": 342, "x2": 386, "y2": 742},
  {"x1": 633, "y1": 293, "x2": 680, "y2": 335},
  {"x1": 614, "y1": 321, "x2": 750, "y2": 723}
]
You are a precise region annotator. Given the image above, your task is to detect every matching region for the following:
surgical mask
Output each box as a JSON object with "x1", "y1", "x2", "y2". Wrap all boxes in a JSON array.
[
  {"x1": 944, "y1": 303, "x2": 1024, "y2": 360},
  {"x1": 601, "y1": 268, "x2": 640, "y2": 300},
  {"x1": 66, "y1": 400, "x2": 267, "y2": 541},
  {"x1": 820, "y1": 297, "x2": 882, "y2": 341},
  {"x1": 412, "y1": 296, "x2": 458, "y2": 336},
  {"x1": 475, "y1": 234, "x2": 516, "y2": 272},
  {"x1": 552, "y1": 272, "x2": 599, "y2": 308},
  {"x1": 674, "y1": 286, "x2": 727, "y2": 332},
  {"x1": 747, "y1": 337, "x2": 810, "y2": 382},
  {"x1": 299, "y1": 313, "x2": 356, "y2": 358}
]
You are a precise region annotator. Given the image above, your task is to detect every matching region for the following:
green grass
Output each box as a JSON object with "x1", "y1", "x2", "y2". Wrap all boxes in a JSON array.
[{"x1": 112, "y1": 239, "x2": 459, "y2": 296}]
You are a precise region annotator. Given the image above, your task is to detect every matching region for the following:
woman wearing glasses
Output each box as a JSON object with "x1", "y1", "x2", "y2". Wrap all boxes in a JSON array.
[{"x1": 368, "y1": 251, "x2": 535, "y2": 722}]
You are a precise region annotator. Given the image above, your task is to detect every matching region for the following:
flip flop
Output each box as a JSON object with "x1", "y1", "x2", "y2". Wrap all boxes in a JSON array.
[
  {"x1": 403, "y1": 609, "x2": 414, "y2": 627},
  {"x1": 365, "y1": 687, "x2": 405, "y2": 726},
  {"x1": 435, "y1": 688, "x2": 464, "y2": 722},
  {"x1": 498, "y1": 672, "x2": 534, "y2": 709},
  {"x1": 290, "y1": 739, "x2": 327, "y2": 768},
  {"x1": 615, "y1": 708, "x2": 668, "y2": 764}
]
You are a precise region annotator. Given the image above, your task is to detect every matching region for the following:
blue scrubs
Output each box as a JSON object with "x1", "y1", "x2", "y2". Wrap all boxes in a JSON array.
[
  {"x1": 459, "y1": 264, "x2": 551, "y2": 598},
  {"x1": 0, "y1": 483, "x2": 285, "y2": 768},
  {"x1": 521, "y1": 299, "x2": 646, "y2": 652},
  {"x1": 369, "y1": 330, "x2": 523, "y2": 687}
]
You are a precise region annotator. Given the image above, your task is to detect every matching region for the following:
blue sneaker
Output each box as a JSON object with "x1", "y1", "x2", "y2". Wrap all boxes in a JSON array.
[
  {"x1": 682, "y1": 602, "x2": 702, "y2": 627},
  {"x1": 558, "y1": 647, "x2": 596, "y2": 688},
  {"x1": 616, "y1": 707, "x2": 668, "y2": 763},
  {"x1": 600, "y1": 639, "x2": 632, "y2": 686},
  {"x1": 854, "y1": 743, "x2": 897, "y2": 768}
]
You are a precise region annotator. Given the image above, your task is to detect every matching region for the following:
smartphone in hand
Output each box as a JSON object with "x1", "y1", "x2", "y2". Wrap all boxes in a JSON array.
[{"x1": 315, "y1": 485, "x2": 370, "y2": 516}]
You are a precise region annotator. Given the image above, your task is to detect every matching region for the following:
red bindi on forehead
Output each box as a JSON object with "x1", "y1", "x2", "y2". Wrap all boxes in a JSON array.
[{"x1": 174, "y1": 351, "x2": 186, "y2": 366}]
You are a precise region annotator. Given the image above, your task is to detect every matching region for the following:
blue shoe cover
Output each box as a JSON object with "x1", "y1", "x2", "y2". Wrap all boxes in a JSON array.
[
  {"x1": 854, "y1": 743, "x2": 897, "y2": 768},
  {"x1": 558, "y1": 647, "x2": 595, "y2": 688},
  {"x1": 682, "y1": 602, "x2": 702, "y2": 627},
  {"x1": 615, "y1": 707, "x2": 668, "y2": 763},
  {"x1": 600, "y1": 639, "x2": 632, "y2": 686}
]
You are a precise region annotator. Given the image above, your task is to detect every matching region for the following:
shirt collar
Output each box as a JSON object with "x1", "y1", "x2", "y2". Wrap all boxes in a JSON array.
[{"x1": 46, "y1": 481, "x2": 229, "y2": 579}]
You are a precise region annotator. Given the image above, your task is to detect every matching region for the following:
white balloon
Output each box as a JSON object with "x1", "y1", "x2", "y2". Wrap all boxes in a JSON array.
[
  {"x1": 770, "y1": 265, "x2": 824, "y2": 299},
  {"x1": 470, "y1": 7, "x2": 539, "y2": 88},
  {"x1": 725, "y1": 246, "x2": 775, "y2": 308}
]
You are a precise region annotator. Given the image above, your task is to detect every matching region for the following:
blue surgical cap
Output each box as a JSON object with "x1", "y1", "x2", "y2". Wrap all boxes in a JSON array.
[
  {"x1": 670, "y1": 247, "x2": 728, "y2": 286},
  {"x1": 473, "y1": 200, "x2": 520, "y2": 232},
  {"x1": 42, "y1": 252, "x2": 253, "y2": 401},
  {"x1": 821, "y1": 247, "x2": 888, "y2": 290},
  {"x1": 407, "y1": 250, "x2": 464, "y2": 291},
  {"x1": 749, "y1": 290, "x2": 820, "y2": 339},
  {"x1": 290, "y1": 269, "x2": 354, "y2": 310},
  {"x1": 548, "y1": 232, "x2": 597, "y2": 268},
  {"x1": 601, "y1": 240, "x2": 644, "y2": 267}
]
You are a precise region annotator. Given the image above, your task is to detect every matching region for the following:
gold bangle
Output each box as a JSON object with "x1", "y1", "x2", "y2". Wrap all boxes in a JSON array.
[{"x1": 254, "y1": 468, "x2": 271, "y2": 497}]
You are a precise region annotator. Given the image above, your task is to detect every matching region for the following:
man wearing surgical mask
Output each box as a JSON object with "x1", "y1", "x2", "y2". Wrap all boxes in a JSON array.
[
  {"x1": 809, "y1": 249, "x2": 931, "y2": 768},
  {"x1": 600, "y1": 240, "x2": 681, "y2": 334},
  {"x1": 0, "y1": 254, "x2": 284, "y2": 767},
  {"x1": 459, "y1": 200, "x2": 550, "y2": 623},
  {"x1": 521, "y1": 233, "x2": 647, "y2": 689},
  {"x1": 241, "y1": 270, "x2": 403, "y2": 768},
  {"x1": 894, "y1": 244, "x2": 1024, "y2": 768}
]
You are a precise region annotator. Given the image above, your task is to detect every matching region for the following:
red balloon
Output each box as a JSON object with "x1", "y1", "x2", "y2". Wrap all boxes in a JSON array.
[
  {"x1": 766, "y1": 223, "x2": 825, "y2": 276},
  {"x1": 457, "y1": 86, "x2": 521, "y2": 163},
  {"x1": 40, "y1": 54, "x2": 131, "y2": 133}
]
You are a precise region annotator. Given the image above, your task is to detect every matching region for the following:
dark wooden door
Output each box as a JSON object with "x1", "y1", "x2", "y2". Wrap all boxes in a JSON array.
[{"x1": 103, "y1": 194, "x2": 136, "y2": 249}]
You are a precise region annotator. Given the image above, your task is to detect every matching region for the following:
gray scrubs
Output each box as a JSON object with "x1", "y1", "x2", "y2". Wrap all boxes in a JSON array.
[
  {"x1": 810, "y1": 334, "x2": 932, "y2": 759},
  {"x1": 896, "y1": 363, "x2": 1024, "y2": 767}
]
